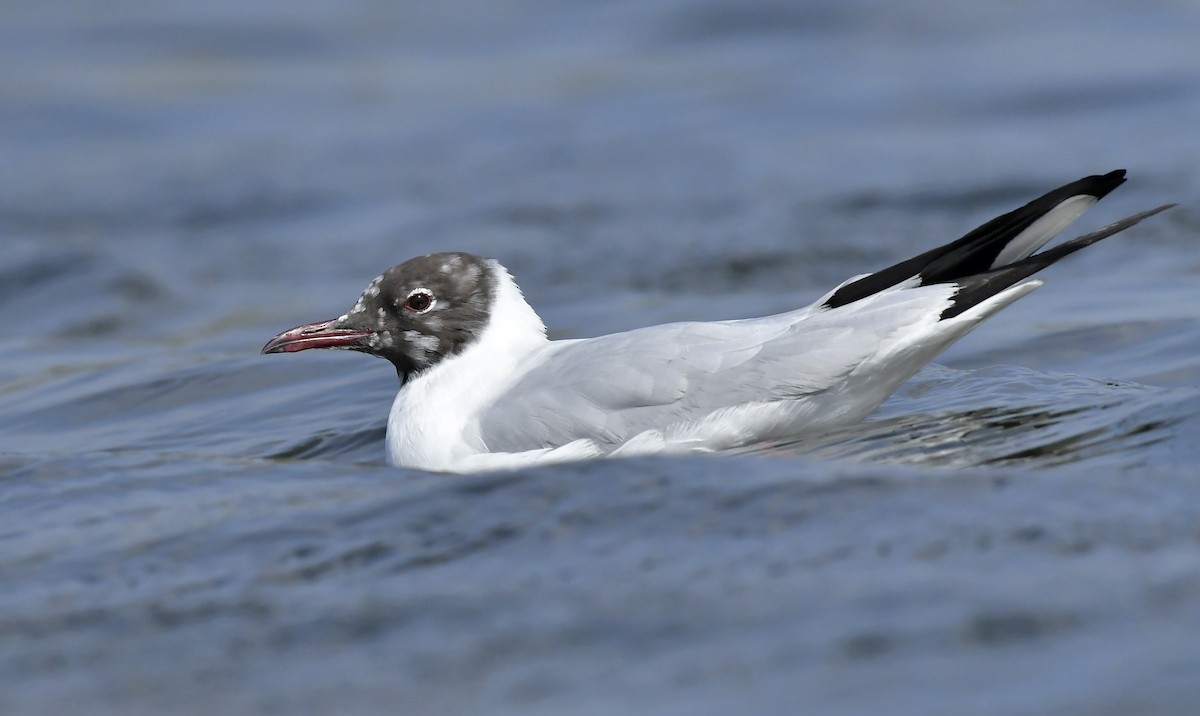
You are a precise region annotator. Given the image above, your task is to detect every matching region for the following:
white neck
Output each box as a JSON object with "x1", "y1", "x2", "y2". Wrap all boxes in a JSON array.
[{"x1": 386, "y1": 261, "x2": 548, "y2": 470}]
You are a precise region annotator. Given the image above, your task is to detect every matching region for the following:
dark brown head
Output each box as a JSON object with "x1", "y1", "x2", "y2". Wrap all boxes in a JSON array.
[{"x1": 262, "y1": 252, "x2": 496, "y2": 381}]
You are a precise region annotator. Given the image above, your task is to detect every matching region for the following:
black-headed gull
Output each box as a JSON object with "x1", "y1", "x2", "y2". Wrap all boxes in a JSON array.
[{"x1": 263, "y1": 170, "x2": 1172, "y2": 472}]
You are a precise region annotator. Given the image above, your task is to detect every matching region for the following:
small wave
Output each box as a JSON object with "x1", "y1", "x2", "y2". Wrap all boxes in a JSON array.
[{"x1": 757, "y1": 364, "x2": 1195, "y2": 470}]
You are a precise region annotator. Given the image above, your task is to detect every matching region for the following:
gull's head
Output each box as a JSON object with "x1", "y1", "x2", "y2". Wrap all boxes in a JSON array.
[{"x1": 262, "y1": 252, "x2": 496, "y2": 381}]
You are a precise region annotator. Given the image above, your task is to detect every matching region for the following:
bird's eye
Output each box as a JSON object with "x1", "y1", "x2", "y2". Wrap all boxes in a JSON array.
[{"x1": 403, "y1": 289, "x2": 435, "y2": 314}]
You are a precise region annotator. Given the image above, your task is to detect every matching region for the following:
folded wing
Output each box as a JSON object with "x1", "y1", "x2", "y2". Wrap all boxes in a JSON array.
[
  {"x1": 475, "y1": 171, "x2": 1173, "y2": 454},
  {"x1": 474, "y1": 288, "x2": 958, "y2": 453}
]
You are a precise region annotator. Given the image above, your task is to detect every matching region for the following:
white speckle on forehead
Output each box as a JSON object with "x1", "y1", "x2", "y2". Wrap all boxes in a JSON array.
[
  {"x1": 348, "y1": 276, "x2": 384, "y2": 316},
  {"x1": 440, "y1": 256, "x2": 464, "y2": 274},
  {"x1": 337, "y1": 313, "x2": 349, "y2": 322},
  {"x1": 403, "y1": 330, "x2": 440, "y2": 356},
  {"x1": 364, "y1": 275, "x2": 384, "y2": 298},
  {"x1": 377, "y1": 307, "x2": 387, "y2": 321}
]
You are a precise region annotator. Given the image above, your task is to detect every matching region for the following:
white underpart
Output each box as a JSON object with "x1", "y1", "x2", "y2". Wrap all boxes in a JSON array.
[
  {"x1": 386, "y1": 262, "x2": 550, "y2": 470},
  {"x1": 991, "y1": 195, "x2": 1096, "y2": 267},
  {"x1": 384, "y1": 258, "x2": 1045, "y2": 473}
]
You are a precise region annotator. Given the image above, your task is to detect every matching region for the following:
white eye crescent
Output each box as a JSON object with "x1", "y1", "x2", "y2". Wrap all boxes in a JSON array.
[{"x1": 403, "y1": 288, "x2": 436, "y2": 314}]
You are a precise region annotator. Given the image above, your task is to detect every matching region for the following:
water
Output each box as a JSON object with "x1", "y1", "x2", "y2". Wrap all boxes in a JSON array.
[{"x1": 2, "y1": 1, "x2": 1200, "y2": 714}]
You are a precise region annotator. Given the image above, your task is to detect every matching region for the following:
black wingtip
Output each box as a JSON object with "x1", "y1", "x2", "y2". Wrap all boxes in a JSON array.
[
  {"x1": 821, "y1": 170, "x2": 1132, "y2": 311},
  {"x1": 939, "y1": 202, "x2": 1175, "y2": 320},
  {"x1": 1086, "y1": 169, "x2": 1127, "y2": 201}
]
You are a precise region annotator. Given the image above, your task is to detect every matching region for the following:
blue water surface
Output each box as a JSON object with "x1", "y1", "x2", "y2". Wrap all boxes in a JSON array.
[{"x1": 2, "y1": 1, "x2": 1199, "y2": 714}]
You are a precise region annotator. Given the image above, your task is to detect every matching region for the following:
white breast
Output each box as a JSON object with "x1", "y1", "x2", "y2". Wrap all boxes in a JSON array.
[{"x1": 386, "y1": 262, "x2": 549, "y2": 471}]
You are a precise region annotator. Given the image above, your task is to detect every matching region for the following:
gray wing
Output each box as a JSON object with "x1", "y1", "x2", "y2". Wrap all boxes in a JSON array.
[
  {"x1": 473, "y1": 293, "x2": 946, "y2": 453},
  {"x1": 474, "y1": 174, "x2": 1171, "y2": 456}
]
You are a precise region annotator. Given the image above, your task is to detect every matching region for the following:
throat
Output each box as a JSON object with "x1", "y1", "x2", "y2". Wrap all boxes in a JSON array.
[
  {"x1": 386, "y1": 354, "x2": 427, "y2": 386},
  {"x1": 395, "y1": 364, "x2": 412, "y2": 385}
]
